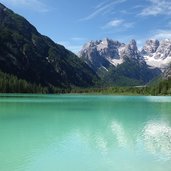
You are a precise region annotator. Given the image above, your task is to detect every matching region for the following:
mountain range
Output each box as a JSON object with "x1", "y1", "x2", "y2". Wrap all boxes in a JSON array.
[
  {"x1": 0, "y1": 2, "x2": 171, "y2": 89},
  {"x1": 79, "y1": 38, "x2": 171, "y2": 86}
]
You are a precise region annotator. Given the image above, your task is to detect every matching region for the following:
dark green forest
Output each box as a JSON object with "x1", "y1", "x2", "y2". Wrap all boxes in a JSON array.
[
  {"x1": 70, "y1": 79, "x2": 171, "y2": 95},
  {"x1": 0, "y1": 70, "x2": 70, "y2": 94},
  {"x1": 0, "y1": 70, "x2": 171, "y2": 95}
]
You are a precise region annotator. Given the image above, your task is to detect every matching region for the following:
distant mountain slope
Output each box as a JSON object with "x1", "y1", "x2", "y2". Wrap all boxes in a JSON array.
[
  {"x1": 0, "y1": 3, "x2": 99, "y2": 88},
  {"x1": 79, "y1": 38, "x2": 161, "y2": 86}
]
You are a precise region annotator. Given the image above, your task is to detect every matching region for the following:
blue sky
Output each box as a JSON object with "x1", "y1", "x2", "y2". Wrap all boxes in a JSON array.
[{"x1": 1, "y1": 0, "x2": 171, "y2": 53}]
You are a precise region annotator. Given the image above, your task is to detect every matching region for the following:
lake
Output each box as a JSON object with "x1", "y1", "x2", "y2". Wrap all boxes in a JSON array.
[{"x1": 0, "y1": 94, "x2": 171, "y2": 171}]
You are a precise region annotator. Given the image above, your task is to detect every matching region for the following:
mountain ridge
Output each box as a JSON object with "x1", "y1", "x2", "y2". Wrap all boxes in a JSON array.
[
  {"x1": 0, "y1": 3, "x2": 99, "y2": 88},
  {"x1": 79, "y1": 38, "x2": 171, "y2": 70},
  {"x1": 79, "y1": 38, "x2": 164, "y2": 86},
  {"x1": 142, "y1": 39, "x2": 171, "y2": 70}
]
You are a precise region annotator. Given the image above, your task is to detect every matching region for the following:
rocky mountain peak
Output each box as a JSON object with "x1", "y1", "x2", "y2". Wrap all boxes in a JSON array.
[
  {"x1": 155, "y1": 39, "x2": 171, "y2": 60},
  {"x1": 119, "y1": 39, "x2": 141, "y2": 60},
  {"x1": 102, "y1": 37, "x2": 110, "y2": 44},
  {"x1": 129, "y1": 39, "x2": 137, "y2": 50},
  {"x1": 142, "y1": 39, "x2": 171, "y2": 70},
  {"x1": 79, "y1": 38, "x2": 161, "y2": 86},
  {"x1": 142, "y1": 39, "x2": 160, "y2": 55},
  {"x1": 79, "y1": 38, "x2": 125, "y2": 71},
  {"x1": 83, "y1": 38, "x2": 122, "y2": 49},
  {"x1": 79, "y1": 38, "x2": 146, "y2": 72}
]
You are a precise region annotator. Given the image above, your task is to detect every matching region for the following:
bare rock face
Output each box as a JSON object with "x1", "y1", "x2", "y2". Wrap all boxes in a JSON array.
[
  {"x1": 79, "y1": 38, "x2": 126, "y2": 71},
  {"x1": 79, "y1": 39, "x2": 144, "y2": 71},
  {"x1": 142, "y1": 39, "x2": 171, "y2": 70},
  {"x1": 155, "y1": 39, "x2": 171, "y2": 60},
  {"x1": 79, "y1": 38, "x2": 162, "y2": 86},
  {"x1": 80, "y1": 38, "x2": 171, "y2": 72},
  {"x1": 119, "y1": 39, "x2": 143, "y2": 61},
  {"x1": 96, "y1": 38, "x2": 122, "y2": 59},
  {"x1": 141, "y1": 39, "x2": 160, "y2": 55}
]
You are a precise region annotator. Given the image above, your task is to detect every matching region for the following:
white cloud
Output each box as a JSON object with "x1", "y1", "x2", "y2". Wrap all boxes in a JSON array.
[
  {"x1": 103, "y1": 19, "x2": 134, "y2": 29},
  {"x1": 152, "y1": 29, "x2": 171, "y2": 39},
  {"x1": 94, "y1": 1, "x2": 107, "y2": 10},
  {"x1": 140, "y1": 0, "x2": 171, "y2": 16},
  {"x1": 104, "y1": 19, "x2": 124, "y2": 28},
  {"x1": 106, "y1": 19, "x2": 124, "y2": 27},
  {"x1": 1, "y1": 0, "x2": 49, "y2": 12},
  {"x1": 80, "y1": 0, "x2": 127, "y2": 21}
]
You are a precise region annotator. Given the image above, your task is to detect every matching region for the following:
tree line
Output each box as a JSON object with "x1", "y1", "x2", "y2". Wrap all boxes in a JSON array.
[{"x1": 0, "y1": 70, "x2": 171, "y2": 95}]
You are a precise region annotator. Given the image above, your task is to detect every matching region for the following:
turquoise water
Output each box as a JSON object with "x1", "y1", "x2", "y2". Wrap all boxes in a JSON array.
[{"x1": 0, "y1": 95, "x2": 171, "y2": 171}]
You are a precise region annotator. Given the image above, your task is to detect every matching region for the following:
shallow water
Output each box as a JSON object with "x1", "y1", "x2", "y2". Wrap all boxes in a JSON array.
[{"x1": 0, "y1": 94, "x2": 171, "y2": 171}]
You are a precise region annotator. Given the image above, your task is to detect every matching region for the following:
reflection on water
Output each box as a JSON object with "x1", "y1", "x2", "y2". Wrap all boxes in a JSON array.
[
  {"x1": 111, "y1": 121, "x2": 128, "y2": 148},
  {"x1": 0, "y1": 95, "x2": 171, "y2": 171},
  {"x1": 142, "y1": 122, "x2": 171, "y2": 159}
]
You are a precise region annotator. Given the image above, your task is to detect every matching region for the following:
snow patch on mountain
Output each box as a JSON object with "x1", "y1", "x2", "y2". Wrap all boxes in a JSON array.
[
  {"x1": 108, "y1": 58, "x2": 124, "y2": 66},
  {"x1": 142, "y1": 39, "x2": 171, "y2": 70},
  {"x1": 144, "y1": 55, "x2": 171, "y2": 71},
  {"x1": 79, "y1": 38, "x2": 171, "y2": 73}
]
